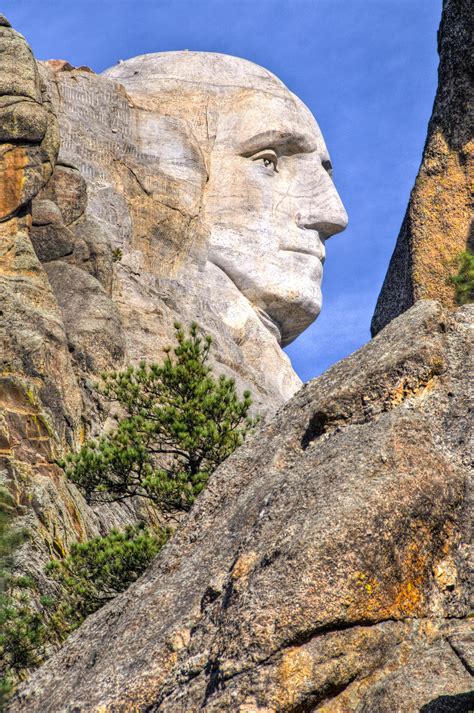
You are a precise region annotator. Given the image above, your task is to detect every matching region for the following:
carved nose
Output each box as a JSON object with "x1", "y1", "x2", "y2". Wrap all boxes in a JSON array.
[
  {"x1": 304, "y1": 216, "x2": 348, "y2": 239},
  {"x1": 297, "y1": 204, "x2": 348, "y2": 240},
  {"x1": 296, "y1": 181, "x2": 348, "y2": 240}
]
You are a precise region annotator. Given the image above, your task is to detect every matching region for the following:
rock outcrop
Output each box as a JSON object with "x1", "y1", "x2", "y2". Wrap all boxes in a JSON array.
[
  {"x1": 0, "y1": 11, "x2": 348, "y2": 617},
  {"x1": 32, "y1": 49, "x2": 348, "y2": 412},
  {"x1": 371, "y1": 0, "x2": 472, "y2": 336},
  {"x1": 3, "y1": 2, "x2": 473, "y2": 709},
  {"x1": 12, "y1": 300, "x2": 473, "y2": 712},
  {"x1": 0, "y1": 15, "x2": 58, "y2": 222},
  {"x1": 0, "y1": 14, "x2": 83, "y2": 573}
]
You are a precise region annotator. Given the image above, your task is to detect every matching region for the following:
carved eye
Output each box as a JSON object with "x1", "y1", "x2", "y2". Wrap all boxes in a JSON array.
[{"x1": 251, "y1": 149, "x2": 278, "y2": 173}]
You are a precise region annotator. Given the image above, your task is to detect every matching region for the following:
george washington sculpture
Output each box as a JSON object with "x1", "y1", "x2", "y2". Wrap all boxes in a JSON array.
[{"x1": 35, "y1": 51, "x2": 348, "y2": 409}]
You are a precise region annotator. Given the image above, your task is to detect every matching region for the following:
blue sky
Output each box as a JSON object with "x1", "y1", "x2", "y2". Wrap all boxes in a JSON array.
[{"x1": 4, "y1": 0, "x2": 442, "y2": 381}]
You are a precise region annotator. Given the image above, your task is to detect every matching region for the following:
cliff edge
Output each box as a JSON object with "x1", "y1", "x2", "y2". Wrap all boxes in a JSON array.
[{"x1": 371, "y1": 0, "x2": 472, "y2": 336}]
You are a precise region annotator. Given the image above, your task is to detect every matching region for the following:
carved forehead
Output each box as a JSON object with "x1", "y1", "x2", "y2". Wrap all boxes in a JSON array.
[
  {"x1": 216, "y1": 90, "x2": 324, "y2": 155},
  {"x1": 103, "y1": 52, "x2": 323, "y2": 154},
  {"x1": 103, "y1": 51, "x2": 290, "y2": 97}
]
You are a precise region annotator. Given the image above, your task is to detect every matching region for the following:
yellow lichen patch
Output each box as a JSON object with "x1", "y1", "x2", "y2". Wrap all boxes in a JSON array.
[
  {"x1": 232, "y1": 550, "x2": 259, "y2": 580},
  {"x1": 389, "y1": 375, "x2": 438, "y2": 408},
  {"x1": 78, "y1": 421, "x2": 88, "y2": 446},
  {"x1": 62, "y1": 494, "x2": 88, "y2": 542},
  {"x1": 348, "y1": 525, "x2": 435, "y2": 621},
  {"x1": 410, "y1": 129, "x2": 472, "y2": 308},
  {"x1": 274, "y1": 646, "x2": 314, "y2": 709},
  {"x1": 353, "y1": 571, "x2": 379, "y2": 598},
  {"x1": 51, "y1": 537, "x2": 67, "y2": 559},
  {"x1": 391, "y1": 580, "x2": 422, "y2": 617}
]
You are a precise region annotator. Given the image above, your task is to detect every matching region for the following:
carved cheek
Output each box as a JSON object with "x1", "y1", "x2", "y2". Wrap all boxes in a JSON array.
[{"x1": 205, "y1": 154, "x2": 275, "y2": 224}]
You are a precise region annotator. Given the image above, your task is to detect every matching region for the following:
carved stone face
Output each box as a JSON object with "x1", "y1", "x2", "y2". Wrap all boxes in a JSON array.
[
  {"x1": 203, "y1": 90, "x2": 348, "y2": 346},
  {"x1": 105, "y1": 52, "x2": 348, "y2": 346}
]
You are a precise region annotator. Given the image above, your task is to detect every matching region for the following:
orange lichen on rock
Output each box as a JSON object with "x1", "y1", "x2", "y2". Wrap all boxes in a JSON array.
[
  {"x1": 371, "y1": 0, "x2": 472, "y2": 335},
  {"x1": 274, "y1": 646, "x2": 314, "y2": 709},
  {"x1": 347, "y1": 518, "x2": 458, "y2": 625},
  {"x1": 0, "y1": 145, "x2": 27, "y2": 220},
  {"x1": 410, "y1": 129, "x2": 472, "y2": 305},
  {"x1": 232, "y1": 551, "x2": 259, "y2": 580}
]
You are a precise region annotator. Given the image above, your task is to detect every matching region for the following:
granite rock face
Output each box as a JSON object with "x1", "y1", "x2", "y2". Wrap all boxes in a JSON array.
[
  {"x1": 12, "y1": 300, "x2": 473, "y2": 712},
  {"x1": 371, "y1": 0, "x2": 472, "y2": 336},
  {"x1": 0, "y1": 17, "x2": 150, "y2": 600},
  {"x1": 0, "y1": 15, "x2": 58, "y2": 221},
  {"x1": 33, "y1": 50, "x2": 349, "y2": 412},
  {"x1": 3, "y1": 3, "x2": 473, "y2": 709},
  {"x1": 0, "y1": 14, "x2": 348, "y2": 610},
  {"x1": 0, "y1": 15, "x2": 79, "y2": 452}
]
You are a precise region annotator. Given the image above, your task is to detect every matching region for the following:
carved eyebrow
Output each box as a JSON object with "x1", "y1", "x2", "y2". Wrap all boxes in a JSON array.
[{"x1": 239, "y1": 130, "x2": 317, "y2": 157}]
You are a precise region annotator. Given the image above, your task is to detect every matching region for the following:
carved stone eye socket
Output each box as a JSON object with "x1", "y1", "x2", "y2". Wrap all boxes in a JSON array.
[
  {"x1": 251, "y1": 149, "x2": 279, "y2": 173},
  {"x1": 322, "y1": 158, "x2": 333, "y2": 177}
]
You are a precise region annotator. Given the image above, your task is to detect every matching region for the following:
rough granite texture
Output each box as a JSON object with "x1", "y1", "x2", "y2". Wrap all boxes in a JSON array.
[
  {"x1": 0, "y1": 11, "x2": 348, "y2": 619},
  {"x1": 2, "y1": 2, "x2": 473, "y2": 709},
  {"x1": 0, "y1": 16, "x2": 58, "y2": 222},
  {"x1": 11, "y1": 300, "x2": 474, "y2": 712},
  {"x1": 371, "y1": 0, "x2": 472, "y2": 336},
  {"x1": 0, "y1": 17, "x2": 162, "y2": 600}
]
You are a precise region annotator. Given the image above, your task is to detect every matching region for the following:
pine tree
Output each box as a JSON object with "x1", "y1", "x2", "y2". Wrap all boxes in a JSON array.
[
  {"x1": 46, "y1": 525, "x2": 168, "y2": 632},
  {"x1": 62, "y1": 323, "x2": 257, "y2": 511},
  {"x1": 0, "y1": 488, "x2": 48, "y2": 707}
]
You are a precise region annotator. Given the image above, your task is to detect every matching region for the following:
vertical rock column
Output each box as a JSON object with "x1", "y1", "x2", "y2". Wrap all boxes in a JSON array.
[
  {"x1": 0, "y1": 15, "x2": 89, "y2": 577},
  {"x1": 0, "y1": 13, "x2": 82, "y2": 444},
  {"x1": 371, "y1": 0, "x2": 472, "y2": 335}
]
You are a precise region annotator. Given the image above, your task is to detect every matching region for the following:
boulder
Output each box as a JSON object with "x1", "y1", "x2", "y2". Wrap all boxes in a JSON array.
[
  {"x1": 12, "y1": 300, "x2": 473, "y2": 711},
  {"x1": 0, "y1": 20, "x2": 58, "y2": 220}
]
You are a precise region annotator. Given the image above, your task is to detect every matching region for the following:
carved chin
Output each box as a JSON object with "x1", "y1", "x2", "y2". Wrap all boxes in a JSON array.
[
  {"x1": 266, "y1": 295, "x2": 322, "y2": 348},
  {"x1": 207, "y1": 258, "x2": 322, "y2": 346},
  {"x1": 251, "y1": 274, "x2": 323, "y2": 346}
]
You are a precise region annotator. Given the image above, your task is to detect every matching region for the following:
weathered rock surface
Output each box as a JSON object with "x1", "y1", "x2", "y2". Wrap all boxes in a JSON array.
[
  {"x1": 12, "y1": 300, "x2": 473, "y2": 711},
  {"x1": 0, "y1": 16, "x2": 88, "y2": 604},
  {"x1": 36, "y1": 48, "x2": 349, "y2": 411},
  {"x1": 371, "y1": 0, "x2": 472, "y2": 336},
  {"x1": 0, "y1": 16, "x2": 79, "y2": 443},
  {"x1": 0, "y1": 10, "x2": 350, "y2": 630},
  {"x1": 0, "y1": 18, "x2": 154, "y2": 602},
  {"x1": 0, "y1": 15, "x2": 58, "y2": 221},
  {"x1": 3, "y1": 3, "x2": 473, "y2": 709}
]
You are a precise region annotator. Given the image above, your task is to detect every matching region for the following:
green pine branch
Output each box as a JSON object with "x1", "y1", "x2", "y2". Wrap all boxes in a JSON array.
[{"x1": 62, "y1": 322, "x2": 258, "y2": 511}]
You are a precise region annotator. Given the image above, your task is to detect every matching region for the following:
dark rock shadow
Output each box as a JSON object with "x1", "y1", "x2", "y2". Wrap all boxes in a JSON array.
[{"x1": 420, "y1": 690, "x2": 474, "y2": 713}]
